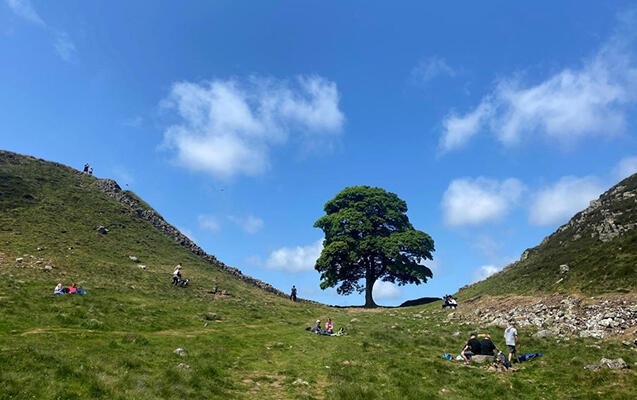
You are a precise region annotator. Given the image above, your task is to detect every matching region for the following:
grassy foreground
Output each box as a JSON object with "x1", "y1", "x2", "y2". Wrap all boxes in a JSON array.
[
  {"x1": 1, "y1": 259, "x2": 635, "y2": 400},
  {"x1": 1, "y1": 151, "x2": 635, "y2": 399}
]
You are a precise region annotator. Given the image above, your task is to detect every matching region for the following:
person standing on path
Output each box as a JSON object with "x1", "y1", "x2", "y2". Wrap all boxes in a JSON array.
[
  {"x1": 504, "y1": 321, "x2": 519, "y2": 363},
  {"x1": 290, "y1": 285, "x2": 297, "y2": 301}
]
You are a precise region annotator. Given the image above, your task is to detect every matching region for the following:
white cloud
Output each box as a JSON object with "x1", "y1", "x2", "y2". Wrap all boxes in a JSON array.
[
  {"x1": 411, "y1": 56, "x2": 456, "y2": 84},
  {"x1": 229, "y1": 215, "x2": 264, "y2": 234},
  {"x1": 442, "y1": 177, "x2": 526, "y2": 226},
  {"x1": 440, "y1": 100, "x2": 493, "y2": 151},
  {"x1": 265, "y1": 239, "x2": 323, "y2": 273},
  {"x1": 198, "y1": 214, "x2": 221, "y2": 233},
  {"x1": 473, "y1": 264, "x2": 501, "y2": 282},
  {"x1": 440, "y1": 15, "x2": 637, "y2": 151},
  {"x1": 372, "y1": 280, "x2": 401, "y2": 299},
  {"x1": 614, "y1": 156, "x2": 637, "y2": 180},
  {"x1": 161, "y1": 75, "x2": 344, "y2": 179},
  {"x1": 529, "y1": 176, "x2": 604, "y2": 226},
  {"x1": 6, "y1": 0, "x2": 45, "y2": 26}
]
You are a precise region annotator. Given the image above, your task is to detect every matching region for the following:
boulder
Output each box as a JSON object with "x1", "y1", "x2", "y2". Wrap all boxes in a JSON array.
[{"x1": 470, "y1": 355, "x2": 492, "y2": 364}]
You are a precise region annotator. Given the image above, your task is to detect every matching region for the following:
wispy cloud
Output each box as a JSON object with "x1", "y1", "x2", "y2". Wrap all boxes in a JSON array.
[
  {"x1": 123, "y1": 116, "x2": 144, "y2": 128},
  {"x1": 411, "y1": 56, "x2": 456, "y2": 84},
  {"x1": 228, "y1": 215, "x2": 264, "y2": 234},
  {"x1": 441, "y1": 177, "x2": 526, "y2": 226},
  {"x1": 54, "y1": 31, "x2": 76, "y2": 62},
  {"x1": 372, "y1": 280, "x2": 401, "y2": 299},
  {"x1": 5, "y1": 0, "x2": 44, "y2": 26},
  {"x1": 440, "y1": 12, "x2": 637, "y2": 152},
  {"x1": 439, "y1": 100, "x2": 493, "y2": 151},
  {"x1": 473, "y1": 264, "x2": 501, "y2": 282},
  {"x1": 161, "y1": 75, "x2": 345, "y2": 179},
  {"x1": 5, "y1": 0, "x2": 77, "y2": 62},
  {"x1": 265, "y1": 239, "x2": 323, "y2": 273},
  {"x1": 614, "y1": 155, "x2": 637, "y2": 180},
  {"x1": 529, "y1": 176, "x2": 603, "y2": 226},
  {"x1": 198, "y1": 214, "x2": 221, "y2": 233}
]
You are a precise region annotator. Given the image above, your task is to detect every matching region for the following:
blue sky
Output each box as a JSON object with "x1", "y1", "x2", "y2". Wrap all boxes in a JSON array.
[{"x1": 2, "y1": 1, "x2": 637, "y2": 306}]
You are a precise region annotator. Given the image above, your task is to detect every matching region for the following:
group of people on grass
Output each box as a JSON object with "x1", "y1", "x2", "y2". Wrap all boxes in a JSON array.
[
  {"x1": 53, "y1": 282, "x2": 87, "y2": 295},
  {"x1": 442, "y1": 294, "x2": 458, "y2": 309},
  {"x1": 307, "y1": 317, "x2": 344, "y2": 336},
  {"x1": 460, "y1": 321, "x2": 519, "y2": 365}
]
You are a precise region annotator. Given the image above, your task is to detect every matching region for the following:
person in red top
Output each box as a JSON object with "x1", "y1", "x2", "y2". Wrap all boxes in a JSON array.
[
  {"x1": 325, "y1": 317, "x2": 334, "y2": 334},
  {"x1": 68, "y1": 283, "x2": 78, "y2": 294}
]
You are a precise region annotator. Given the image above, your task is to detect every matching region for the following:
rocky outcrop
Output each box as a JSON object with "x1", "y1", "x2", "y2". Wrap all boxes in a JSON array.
[
  {"x1": 546, "y1": 176, "x2": 637, "y2": 245},
  {"x1": 447, "y1": 294, "x2": 637, "y2": 339},
  {"x1": 95, "y1": 178, "x2": 293, "y2": 300}
]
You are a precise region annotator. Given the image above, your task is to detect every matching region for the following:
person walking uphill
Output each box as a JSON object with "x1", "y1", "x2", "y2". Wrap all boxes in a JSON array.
[
  {"x1": 504, "y1": 321, "x2": 519, "y2": 363},
  {"x1": 172, "y1": 263, "x2": 183, "y2": 285},
  {"x1": 290, "y1": 285, "x2": 297, "y2": 301}
]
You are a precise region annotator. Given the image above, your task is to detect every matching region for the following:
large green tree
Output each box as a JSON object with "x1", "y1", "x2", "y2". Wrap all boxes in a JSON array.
[{"x1": 314, "y1": 186, "x2": 435, "y2": 308}]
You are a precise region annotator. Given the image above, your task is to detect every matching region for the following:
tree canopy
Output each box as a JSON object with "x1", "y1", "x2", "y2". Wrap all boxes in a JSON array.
[{"x1": 313, "y1": 186, "x2": 435, "y2": 307}]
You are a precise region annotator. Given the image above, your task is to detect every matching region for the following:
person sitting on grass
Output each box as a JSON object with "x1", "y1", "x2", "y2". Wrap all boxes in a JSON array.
[
  {"x1": 310, "y1": 320, "x2": 322, "y2": 334},
  {"x1": 68, "y1": 283, "x2": 78, "y2": 294},
  {"x1": 325, "y1": 317, "x2": 334, "y2": 334},
  {"x1": 480, "y1": 334, "x2": 497, "y2": 356},
  {"x1": 54, "y1": 283, "x2": 64, "y2": 294},
  {"x1": 461, "y1": 333, "x2": 481, "y2": 365}
]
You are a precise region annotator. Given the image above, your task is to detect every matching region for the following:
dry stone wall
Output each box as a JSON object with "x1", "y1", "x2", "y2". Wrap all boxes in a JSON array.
[{"x1": 95, "y1": 178, "x2": 292, "y2": 300}]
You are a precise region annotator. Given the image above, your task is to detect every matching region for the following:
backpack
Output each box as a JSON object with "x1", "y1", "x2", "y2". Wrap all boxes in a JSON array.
[{"x1": 496, "y1": 351, "x2": 512, "y2": 368}]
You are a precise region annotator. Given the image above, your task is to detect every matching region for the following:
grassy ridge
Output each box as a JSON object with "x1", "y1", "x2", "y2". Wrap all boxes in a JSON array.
[
  {"x1": 1, "y1": 151, "x2": 635, "y2": 399},
  {"x1": 458, "y1": 174, "x2": 637, "y2": 300}
]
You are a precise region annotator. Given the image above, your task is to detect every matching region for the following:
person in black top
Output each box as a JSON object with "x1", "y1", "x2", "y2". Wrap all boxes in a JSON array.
[
  {"x1": 461, "y1": 333, "x2": 481, "y2": 365},
  {"x1": 480, "y1": 334, "x2": 497, "y2": 356}
]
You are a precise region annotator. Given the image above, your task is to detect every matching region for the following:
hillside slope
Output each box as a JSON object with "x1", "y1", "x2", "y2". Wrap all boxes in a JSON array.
[
  {"x1": 458, "y1": 173, "x2": 637, "y2": 299},
  {"x1": 0, "y1": 150, "x2": 286, "y2": 299}
]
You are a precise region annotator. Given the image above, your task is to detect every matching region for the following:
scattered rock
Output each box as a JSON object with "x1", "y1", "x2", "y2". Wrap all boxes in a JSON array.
[
  {"x1": 43, "y1": 265, "x2": 54, "y2": 271},
  {"x1": 96, "y1": 226, "x2": 109, "y2": 234},
  {"x1": 173, "y1": 348, "x2": 186, "y2": 357},
  {"x1": 350, "y1": 318, "x2": 360, "y2": 323},
  {"x1": 533, "y1": 329, "x2": 558, "y2": 339},
  {"x1": 138, "y1": 265, "x2": 146, "y2": 270},
  {"x1": 559, "y1": 264, "x2": 569, "y2": 274},
  {"x1": 128, "y1": 255, "x2": 140, "y2": 263},
  {"x1": 585, "y1": 358, "x2": 629, "y2": 371},
  {"x1": 293, "y1": 379, "x2": 309, "y2": 386},
  {"x1": 177, "y1": 363, "x2": 190, "y2": 369},
  {"x1": 203, "y1": 312, "x2": 220, "y2": 321},
  {"x1": 16, "y1": 257, "x2": 23, "y2": 263}
]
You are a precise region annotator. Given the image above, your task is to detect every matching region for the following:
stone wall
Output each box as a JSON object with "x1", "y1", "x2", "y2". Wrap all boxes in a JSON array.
[{"x1": 94, "y1": 178, "x2": 295, "y2": 300}]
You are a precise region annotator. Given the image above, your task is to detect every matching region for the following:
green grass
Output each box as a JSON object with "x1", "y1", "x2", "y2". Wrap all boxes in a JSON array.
[{"x1": 1, "y1": 150, "x2": 636, "y2": 399}]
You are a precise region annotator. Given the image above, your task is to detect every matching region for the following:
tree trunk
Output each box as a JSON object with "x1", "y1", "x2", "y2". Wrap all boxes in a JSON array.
[{"x1": 364, "y1": 264, "x2": 377, "y2": 308}]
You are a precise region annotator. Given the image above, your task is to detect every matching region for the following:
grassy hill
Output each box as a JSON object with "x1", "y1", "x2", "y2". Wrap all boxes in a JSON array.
[
  {"x1": 1, "y1": 150, "x2": 635, "y2": 399},
  {"x1": 457, "y1": 173, "x2": 637, "y2": 300}
]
